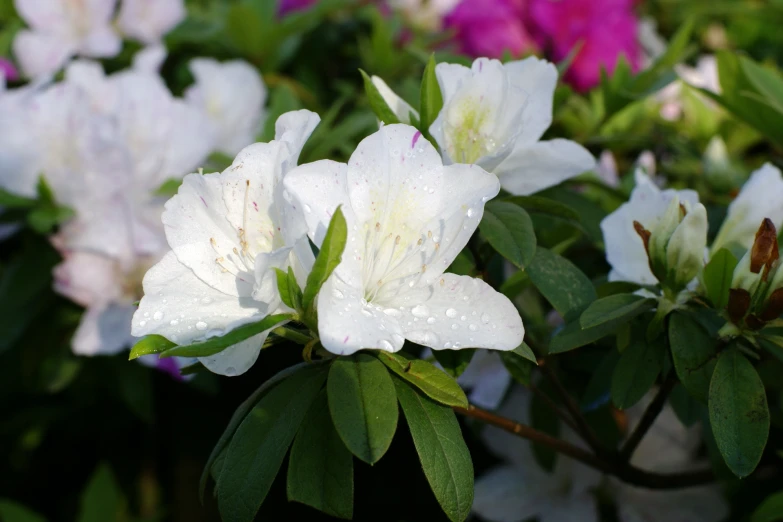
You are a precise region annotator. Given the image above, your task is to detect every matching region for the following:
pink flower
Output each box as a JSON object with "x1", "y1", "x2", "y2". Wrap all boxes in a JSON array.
[
  {"x1": 0, "y1": 58, "x2": 19, "y2": 82},
  {"x1": 529, "y1": 0, "x2": 641, "y2": 91},
  {"x1": 278, "y1": 0, "x2": 317, "y2": 16},
  {"x1": 444, "y1": 0, "x2": 537, "y2": 59}
]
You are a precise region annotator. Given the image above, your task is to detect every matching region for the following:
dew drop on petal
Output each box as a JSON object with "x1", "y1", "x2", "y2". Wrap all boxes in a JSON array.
[
  {"x1": 384, "y1": 308, "x2": 402, "y2": 317},
  {"x1": 427, "y1": 317, "x2": 436, "y2": 324},
  {"x1": 169, "y1": 319, "x2": 179, "y2": 326},
  {"x1": 412, "y1": 304, "x2": 429, "y2": 318},
  {"x1": 361, "y1": 309, "x2": 373, "y2": 317},
  {"x1": 332, "y1": 288, "x2": 345, "y2": 299},
  {"x1": 466, "y1": 208, "x2": 476, "y2": 218},
  {"x1": 469, "y1": 324, "x2": 478, "y2": 331},
  {"x1": 445, "y1": 308, "x2": 458, "y2": 318},
  {"x1": 196, "y1": 321, "x2": 208, "y2": 331},
  {"x1": 451, "y1": 324, "x2": 458, "y2": 330},
  {"x1": 481, "y1": 313, "x2": 490, "y2": 324},
  {"x1": 379, "y1": 339, "x2": 394, "y2": 351},
  {"x1": 153, "y1": 311, "x2": 163, "y2": 320},
  {"x1": 443, "y1": 341, "x2": 452, "y2": 348}
]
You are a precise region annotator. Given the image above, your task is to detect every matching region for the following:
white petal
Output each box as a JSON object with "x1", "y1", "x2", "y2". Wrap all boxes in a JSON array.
[
  {"x1": 434, "y1": 62, "x2": 472, "y2": 103},
  {"x1": 473, "y1": 466, "x2": 550, "y2": 522},
  {"x1": 495, "y1": 139, "x2": 596, "y2": 196},
  {"x1": 199, "y1": 332, "x2": 269, "y2": 377},
  {"x1": 274, "y1": 109, "x2": 321, "y2": 169},
  {"x1": 458, "y1": 351, "x2": 511, "y2": 410},
  {"x1": 73, "y1": 304, "x2": 136, "y2": 356},
  {"x1": 538, "y1": 494, "x2": 598, "y2": 522},
  {"x1": 316, "y1": 275, "x2": 405, "y2": 355},
  {"x1": 13, "y1": 29, "x2": 74, "y2": 78},
  {"x1": 51, "y1": 250, "x2": 123, "y2": 308},
  {"x1": 79, "y1": 24, "x2": 122, "y2": 58},
  {"x1": 132, "y1": 251, "x2": 267, "y2": 344},
  {"x1": 504, "y1": 57, "x2": 558, "y2": 145},
  {"x1": 132, "y1": 44, "x2": 167, "y2": 72},
  {"x1": 252, "y1": 246, "x2": 292, "y2": 307},
  {"x1": 162, "y1": 173, "x2": 254, "y2": 296},
  {"x1": 160, "y1": 99, "x2": 216, "y2": 180},
  {"x1": 396, "y1": 274, "x2": 523, "y2": 351},
  {"x1": 371, "y1": 75, "x2": 419, "y2": 124},
  {"x1": 118, "y1": 0, "x2": 186, "y2": 44},
  {"x1": 617, "y1": 484, "x2": 728, "y2": 522},
  {"x1": 482, "y1": 387, "x2": 537, "y2": 468}
]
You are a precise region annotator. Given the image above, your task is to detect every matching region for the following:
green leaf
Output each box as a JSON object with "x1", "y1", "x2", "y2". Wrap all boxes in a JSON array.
[
  {"x1": 479, "y1": 201, "x2": 536, "y2": 270},
  {"x1": 580, "y1": 351, "x2": 619, "y2": 411},
  {"x1": 302, "y1": 206, "x2": 348, "y2": 312},
  {"x1": 670, "y1": 384, "x2": 702, "y2": 427},
  {"x1": 511, "y1": 342, "x2": 537, "y2": 363},
  {"x1": 375, "y1": 351, "x2": 469, "y2": 408},
  {"x1": 225, "y1": 4, "x2": 264, "y2": 56},
  {"x1": 611, "y1": 337, "x2": 663, "y2": 409},
  {"x1": 751, "y1": 491, "x2": 783, "y2": 522},
  {"x1": 158, "y1": 313, "x2": 292, "y2": 358},
  {"x1": 394, "y1": 378, "x2": 473, "y2": 522},
  {"x1": 153, "y1": 177, "x2": 182, "y2": 198},
  {"x1": 0, "y1": 499, "x2": 47, "y2": 522},
  {"x1": 504, "y1": 195, "x2": 581, "y2": 224},
  {"x1": 526, "y1": 248, "x2": 596, "y2": 321},
  {"x1": 217, "y1": 364, "x2": 328, "y2": 522},
  {"x1": 580, "y1": 294, "x2": 657, "y2": 329},
  {"x1": 708, "y1": 349, "x2": 770, "y2": 478},
  {"x1": 359, "y1": 69, "x2": 401, "y2": 125},
  {"x1": 286, "y1": 266, "x2": 303, "y2": 312},
  {"x1": 287, "y1": 391, "x2": 353, "y2": 519},
  {"x1": 702, "y1": 249, "x2": 738, "y2": 309},
  {"x1": 275, "y1": 268, "x2": 295, "y2": 309},
  {"x1": 0, "y1": 187, "x2": 36, "y2": 208},
  {"x1": 77, "y1": 463, "x2": 125, "y2": 522},
  {"x1": 741, "y1": 56, "x2": 783, "y2": 116},
  {"x1": 328, "y1": 354, "x2": 399, "y2": 464},
  {"x1": 550, "y1": 318, "x2": 627, "y2": 354},
  {"x1": 431, "y1": 349, "x2": 475, "y2": 378},
  {"x1": 200, "y1": 361, "x2": 325, "y2": 501},
  {"x1": 128, "y1": 335, "x2": 176, "y2": 360},
  {"x1": 499, "y1": 349, "x2": 535, "y2": 386},
  {"x1": 669, "y1": 312, "x2": 718, "y2": 403},
  {"x1": 419, "y1": 54, "x2": 443, "y2": 140}
]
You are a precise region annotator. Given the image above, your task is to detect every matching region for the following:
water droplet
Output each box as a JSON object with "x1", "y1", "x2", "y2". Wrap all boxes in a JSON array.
[
  {"x1": 153, "y1": 311, "x2": 163, "y2": 320},
  {"x1": 412, "y1": 305, "x2": 429, "y2": 318},
  {"x1": 469, "y1": 324, "x2": 478, "y2": 331},
  {"x1": 443, "y1": 342, "x2": 452, "y2": 348},
  {"x1": 426, "y1": 317, "x2": 436, "y2": 324},
  {"x1": 445, "y1": 308, "x2": 458, "y2": 318},
  {"x1": 361, "y1": 309, "x2": 372, "y2": 317},
  {"x1": 304, "y1": 204, "x2": 312, "y2": 213},
  {"x1": 379, "y1": 339, "x2": 394, "y2": 351},
  {"x1": 466, "y1": 208, "x2": 476, "y2": 218},
  {"x1": 332, "y1": 288, "x2": 345, "y2": 299},
  {"x1": 451, "y1": 324, "x2": 459, "y2": 330},
  {"x1": 460, "y1": 315, "x2": 466, "y2": 321},
  {"x1": 196, "y1": 321, "x2": 208, "y2": 331},
  {"x1": 384, "y1": 308, "x2": 402, "y2": 317},
  {"x1": 169, "y1": 319, "x2": 179, "y2": 326},
  {"x1": 139, "y1": 320, "x2": 147, "y2": 327},
  {"x1": 481, "y1": 313, "x2": 490, "y2": 324},
  {"x1": 454, "y1": 341, "x2": 462, "y2": 348},
  {"x1": 143, "y1": 312, "x2": 150, "y2": 318},
  {"x1": 201, "y1": 296, "x2": 213, "y2": 304},
  {"x1": 424, "y1": 332, "x2": 440, "y2": 345}
]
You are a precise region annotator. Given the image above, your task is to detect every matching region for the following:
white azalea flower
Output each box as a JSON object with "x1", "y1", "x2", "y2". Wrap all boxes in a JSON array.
[
  {"x1": 371, "y1": 75, "x2": 418, "y2": 125},
  {"x1": 132, "y1": 110, "x2": 320, "y2": 376},
  {"x1": 711, "y1": 163, "x2": 783, "y2": 253},
  {"x1": 118, "y1": 0, "x2": 186, "y2": 44},
  {"x1": 284, "y1": 124, "x2": 524, "y2": 355},
  {"x1": 600, "y1": 170, "x2": 705, "y2": 287},
  {"x1": 473, "y1": 387, "x2": 601, "y2": 522},
  {"x1": 428, "y1": 57, "x2": 595, "y2": 195},
  {"x1": 12, "y1": 0, "x2": 121, "y2": 78},
  {"x1": 185, "y1": 59, "x2": 267, "y2": 156}
]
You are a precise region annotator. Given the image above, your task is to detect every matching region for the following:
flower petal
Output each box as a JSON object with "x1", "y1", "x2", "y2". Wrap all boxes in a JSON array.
[
  {"x1": 198, "y1": 332, "x2": 269, "y2": 377},
  {"x1": 13, "y1": 29, "x2": 74, "y2": 78},
  {"x1": 434, "y1": 62, "x2": 472, "y2": 103},
  {"x1": 473, "y1": 465, "x2": 551, "y2": 522},
  {"x1": 275, "y1": 109, "x2": 321, "y2": 169},
  {"x1": 538, "y1": 494, "x2": 598, "y2": 522},
  {"x1": 457, "y1": 351, "x2": 511, "y2": 409},
  {"x1": 316, "y1": 274, "x2": 405, "y2": 355},
  {"x1": 371, "y1": 75, "x2": 419, "y2": 124},
  {"x1": 132, "y1": 251, "x2": 266, "y2": 344},
  {"x1": 118, "y1": 0, "x2": 186, "y2": 44},
  {"x1": 617, "y1": 484, "x2": 727, "y2": 522},
  {"x1": 504, "y1": 56, "x2": 558, "y2": 145},
  {"x1": 396, "y1": 274, "x2": 523, "y2": 351},
  {"x1": 495, "y1": 139, "x2": 596, "y2": 196},
  {"x1": 73, "y1": 304, "x2": 136, "y2": 356}
]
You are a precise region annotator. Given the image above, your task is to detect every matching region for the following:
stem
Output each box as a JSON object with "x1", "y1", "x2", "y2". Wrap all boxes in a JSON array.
[
  {"x1": 620, "y1": 372, "x2": 678, "y2": 460},
  {"x1": 271, "y1": 326, "x2": 312, "y2": 345},
  {"x1": 538, "y1": 361, "x2": 608, "y2": 457},
  {"x1": 454, "y1": 404, "x2": 715, "y2": 490}
]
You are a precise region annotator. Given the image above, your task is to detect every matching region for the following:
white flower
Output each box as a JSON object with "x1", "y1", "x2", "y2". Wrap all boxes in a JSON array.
[
  {"x1": 185, "y1": 58, "x2": 267, "y2": 156},
  {"x1": 428, "y1": 57, "x2": 595, "y2": 195},
  {"x1": 132, "y1": 110, "x2": 320, "y2": 376},
  {"x1": 371, "y1": 75, "x2": 418, "y2": 125},
  {"x1": 658, "y1": 56, "x2": 719, "y2": 122},
  {"x1": 387, "y1": 0, "x2": 459, "y2": 31},
  {"x1": 118, "y1": 0, "x2": 186, "y2": 44},
  {"x1": 12, "y1": 0, "x2": 121, "y2": 78},
  {"x1": 473, "y1": 387, "x2": 601, "y2": 522},
  {"x1": 284, "y1": 124, "x2": 524, "y2": 355},
  {"x1": 711, "y1": 163, "x2": 783, "y2": 253},
  {"x1": 601, "y1": 170, "x2": 705, "y2": 287}
]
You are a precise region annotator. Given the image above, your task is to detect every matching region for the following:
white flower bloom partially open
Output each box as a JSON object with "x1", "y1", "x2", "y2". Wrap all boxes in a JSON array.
[
  {"x1": 118, "y1": 0, "x2": 186, "y2": 44},
  {"x1": 284, "y1": 124, "x2": 524, "y2": 355},
  {"x1": 185, "y1": 59, "x2": 267, "y2": 156},
  {"x1": 711, "y1": 163, "x2": 783, "y2": 254},
  {"x1": 371, "y1": 75, "x2": 418, "y2": 125},
  {"x1": 13, "y1": 0, "x2": 121, "y2": 78},
  {"x1": 601, "y1": 170, "x2": 705, "y2": 287},
  {"x1": 132, "y1": 110, "x2": 320, "y2": 376},
  {"x1": 428, "y1": 57, "x2": 595, "y2": 195}
]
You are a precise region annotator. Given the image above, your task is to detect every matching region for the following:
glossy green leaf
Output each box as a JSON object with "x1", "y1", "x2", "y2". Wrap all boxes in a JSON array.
[
  {"x1": 274, "y1": 268, "x2": 294, "y2": 309},
  {"x1": 77, "y1": 463, "x2": 124, "y2": 522},
  {"x1": 504, "y1": 195, "x2": 581, "y2": 224},
  {"x1": 499, "y1": 349, "x2": 535, "y2": 386},
  {"x1": 751, "y1": 491, "x2": 783, "y2": 522},
  {"x1": 611, "y1": 337, "x2": 663, "y2": 409},
  {"x1": 669, "y1": 312, "x2": 718, "y2": 403},
  {"x1": 709, "y1": 349, "x2": 770, "y2": 478},
  {"x1": 670, "y1": 383, "x2": 702, "y2": 427},
  {"x1": 431, "y1": 349, "x2": 475, "y2": 378},
  {"x1": 217, "y1": 364, "x2": 328, "y2": 522},
  {"x1": 199, "y1": 361, "x2": 325, "y2": 501},
  {"x1": 0, "y1": 499, "x2": 47, "y2": 522},
  {"x1": 0, "y1": 187, "x2": 36, "y2": 208},
  {"x1": 479, "y1": 201, "x2": 536, "y2": 270},
  {"x1": 153, "y1": 177, "x2": 182, "y2": 198},
  {"x1": 526, "y1": 247, "x2": 596, "y2": 321},
  {"x1": 550, "y1": 319, "x2": 624, "y2": 354},
  {"x1": 328, "y1": 354, "x2": 399, "y2": 464},
  {"x1": 376, "y1": 351, "x2": 468, "y2": 408},
  {"x1": 580, "y1": 351, "x2": 619, "y2": 411},
  {"x1": 580, "y1": 294, "x2": 657, "y2": 329},
  {"x1": 158, "y1": 313, "x2": 292, "y2": 358},
  {"x1": 287, "y1": 391, "x2": 353, "y2": 519},
  {"x1": 129, "y1": 335, "x2": 176, "y2": 360},
  {"x1": 511, "y1": 342, "x2": 537, "y2": 363},
  {"x1": 741, "y1": 56, "x2": 783, "y2": 116},
  {"x1": 702, "y1": 249, "x2": 738, "y2": 309},
  {"x1": 394, "y1": 378, "x2": 473, "y2": 522},
  {"x1": 530, "y1": 383, "x2": 561, "y2": 471},
  {"x1": 359, "y1": 69, "x2": 401, "y2": 125},
  {"x1": 419, "y1": 54, "x2": 443, "y2": 140},
  {"x1": 302, "y1": 206, "x2": 348, "y2": 311}
]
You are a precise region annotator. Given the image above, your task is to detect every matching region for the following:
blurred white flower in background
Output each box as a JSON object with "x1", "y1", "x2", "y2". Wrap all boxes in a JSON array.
[{"x1": 117, "y1": 0, "x2": 186, "y2": 45}]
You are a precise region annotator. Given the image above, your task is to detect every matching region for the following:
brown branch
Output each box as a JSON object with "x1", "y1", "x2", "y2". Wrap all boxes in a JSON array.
[
  {"x1": 620, "y1": 373, "x2": 678, "y2": 460},
  {"x1": 455, "y1": 404, "x2": 715, "y2": 490}
]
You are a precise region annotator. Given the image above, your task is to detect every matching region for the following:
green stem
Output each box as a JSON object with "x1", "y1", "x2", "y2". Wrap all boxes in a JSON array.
[{"x1": 271, "y1": 326, "x2": 312, "y2": 345}]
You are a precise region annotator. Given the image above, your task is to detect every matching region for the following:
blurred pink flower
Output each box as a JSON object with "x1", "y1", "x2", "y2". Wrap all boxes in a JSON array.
[
  {"x1": 529, "y1": 0, "x2": 641, "y2": 91},
  {"x1": 0, "y1": 58, "x2": 19, "y2": 82},
  {"x1": 444, "y1": 0, "x2": 537, "y2": 59},
  {"x1": 278, "y1": 0, "x2": 317, "y2": 16}
]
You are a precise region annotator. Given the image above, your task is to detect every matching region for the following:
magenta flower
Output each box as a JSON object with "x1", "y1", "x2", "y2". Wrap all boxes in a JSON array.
[
  {"x1": 444, "y1": 0, "x2": 537, "y2": 59},
  {"x1": 528, "y1": 0, "x2": 641, "y2": 91},
  {"x1": 0, "y1": 58, "x2": 19, "y2": 82},
  {"x1": 278, "y1": 0, "x2": 317, "y2": 16}
]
